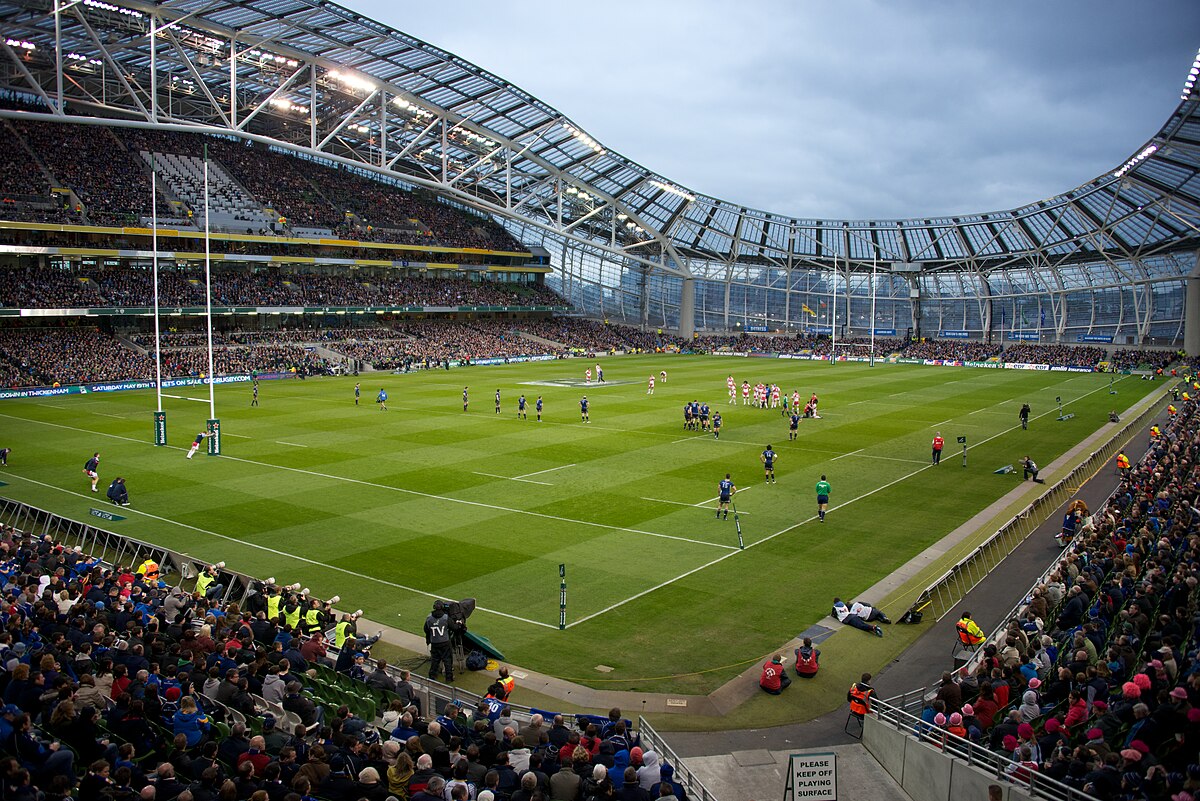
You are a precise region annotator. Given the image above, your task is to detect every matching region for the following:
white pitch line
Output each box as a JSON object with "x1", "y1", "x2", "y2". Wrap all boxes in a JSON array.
[
  {"x1": 832, "y1": 447, "x2": 864, "y2": 461},
  {"x1": 0, "y1": 471, "x2": 559, "y2": 630},
  {"x1": 695, "y1": 485, "x2": 754, "y2": 506},
  {"x1": 513, "y1": 463, "x2": 576, "y2": 479},
  {"x1": 670, "y1": 434, "x2": 708, "y2": 444},
  {"x1": 854, "y1": 454, "x2": 930, "y2": 465},
  {"x1": 36, "y1": 402, "x2": 68, "y2": 409},
  {"x1": 95, "y1": 412, "x2": 126, "y2": 419},
  {"x1": 275, "y1": 441, "x2": 308, "y2": 448},
  {"x1": 568, "y1": 373, "x2": 1135, "y2": 627},
  {"x1": 472, "y1": 471, "x2": 552, "y2": 486},
  {"x1": 0, "y1": 412, "x2": 735, "y2": 553},
  {"x1": 224, "y1": 433, "x2": 252, "y2": 439}
]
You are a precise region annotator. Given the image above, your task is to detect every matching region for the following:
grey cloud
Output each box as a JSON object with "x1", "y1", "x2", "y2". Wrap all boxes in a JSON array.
[{"x1": 356, "y1": 0, "x2": 1200, "y2": 220}]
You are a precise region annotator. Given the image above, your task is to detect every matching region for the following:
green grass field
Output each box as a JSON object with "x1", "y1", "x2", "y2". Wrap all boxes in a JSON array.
[{"x1": 0, "y1": 356, "x2": 1151, "y2": 694}]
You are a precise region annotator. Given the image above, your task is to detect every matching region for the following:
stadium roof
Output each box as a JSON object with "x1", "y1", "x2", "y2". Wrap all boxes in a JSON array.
[{"x1": 1, "y1": 0, "x2": 1198, "y2": 277}]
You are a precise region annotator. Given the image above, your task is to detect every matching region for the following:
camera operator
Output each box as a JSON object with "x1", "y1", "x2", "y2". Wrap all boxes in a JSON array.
[{"x1": 425, "y1": 600, "x2": 454, "y2": 683}]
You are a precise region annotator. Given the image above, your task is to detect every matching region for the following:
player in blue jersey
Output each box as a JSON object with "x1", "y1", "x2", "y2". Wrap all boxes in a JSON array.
[
  {"x1": 517, "y1": 394, "x2": 527, "y2": 420},
  {"x1": 716, "y1": 473, "x2": 736, "y2": 520},
  {"x1": 789, "y1": 411, "x2": 800, "y2": 441},
  {"x1": 699, "y1": 402, "x2": 710, "y2": 431},
  {"x1": 761, "y1": 444, "x2": 777, "y2": 484},
  {"x1": 354, "y1": 382, "x2": 361, "y2": 406},
  {"x1": 536, "y1": 396, "x2": 543, "y2": 422},
  {"x1": 494, "y1": 389, "x2": 501, "y2": 414},
  {"x1": 376, "y1": 388, "x2": 388, "y2": 411},
  {"x1": 83, "y1": 452, "x2": 100, "y2": 491},
  {"x1": 580, "y1": 395, "x2": 589, "y2": 423},
  {"x1": 712, "y1": 411, "x2": 722, "y2": 439}
]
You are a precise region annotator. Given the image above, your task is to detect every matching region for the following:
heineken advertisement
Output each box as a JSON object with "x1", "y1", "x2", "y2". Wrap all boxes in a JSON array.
[
  {"x1": 206, "y1": 419, "x2": 221, "y2": 456},
  {"x1": 6, "y1": 304, "x2": 570, "y2": 318},
  {"x1": 153, "y1": 411, "x2": 167, "y2": 446},
  {"x1": 90, "y1": 507, "x2": 126, "y2": 522},
  {"x1": 0, "y1": 372, "x2": 296, "y2": 401}
]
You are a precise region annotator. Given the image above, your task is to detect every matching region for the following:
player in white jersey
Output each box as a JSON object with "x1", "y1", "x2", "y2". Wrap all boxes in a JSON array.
[
  {"x1": 727, "y1": 375, "x2": 737, "y2": 404},
  {"x1": 742, "y1": 381, "x2": 751, "y2": 405},
  {"x1": 771, "y1": 385, "x2": 781, "y2": 408},
  {"x1": 792, "y1": 390, "x2": 801, "y2": 410},
  {"x1": 585, "y1": 368, "x2": 592, "y2": 384},
  {"x1": 647, "y1": 375, "x2": 655, "y2": 395}
]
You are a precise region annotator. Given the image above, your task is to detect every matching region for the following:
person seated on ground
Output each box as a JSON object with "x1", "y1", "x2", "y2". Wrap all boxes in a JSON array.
[
  {"x1": 794, "y1": 638, "x2": 820, "y2": 679},
  {"x1": 849, "y1": 600, "x2": 891, "y2": 625},
  {"x1": 832, "y1": 598, "x2": 883, "y2": 637},
  {"x1": 759, "y1": 654, "x2": 791, "y2": 695},
  {"x1": 107, "y1": 477, "x2": 130, "y2": 506}
]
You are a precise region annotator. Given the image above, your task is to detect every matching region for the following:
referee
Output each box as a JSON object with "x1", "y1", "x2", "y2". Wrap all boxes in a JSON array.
[{"x1": 815, "y1": 474, "x2": 831, "y2": 522}]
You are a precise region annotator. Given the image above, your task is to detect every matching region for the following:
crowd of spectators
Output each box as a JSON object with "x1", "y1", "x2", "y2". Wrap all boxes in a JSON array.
[
  {"x1": 0, "y1": 526, "x2": 692, "y2": 801},
  {"x1": 90, "y1": 126, "x2": 521, "y2": 251},
  {"x1": 999, "y1": 344, "x2": 1109, "y2": 367},
  {"x1": 0, "y1": 328, "x2": 331, "y2": 387},
  {"x1": 901, "y1": 339, "x2": 999, "y2": 361},
  {"x1": 0, "y1": 328, "x2": 151, "y2": 386},
  {"x1": 9, "y1": 120, "x2": 159, "y2": 227},
  {"x1": 1, "y1": 269, "x2": 564, "y2": 311},
  {"x1": 1110, "y1": 349, "x2": 1180, "y2": 372},
  {"x1": 920, "y1": 382, "x2": 1200, "y2": 799},
  {"x1": 158, "y1": 346, "x2": 327, "y2": 379}
]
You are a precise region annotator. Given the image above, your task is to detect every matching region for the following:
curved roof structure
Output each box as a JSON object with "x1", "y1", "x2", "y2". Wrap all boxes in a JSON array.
[{"x1": 0, "y1": 0, "x2": 1198, "y2": 278}]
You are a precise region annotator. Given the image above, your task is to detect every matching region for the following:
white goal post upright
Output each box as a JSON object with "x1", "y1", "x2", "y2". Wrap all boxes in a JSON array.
[{"x1": 151, "y1": 153, "x2": 167, "y2": 445}]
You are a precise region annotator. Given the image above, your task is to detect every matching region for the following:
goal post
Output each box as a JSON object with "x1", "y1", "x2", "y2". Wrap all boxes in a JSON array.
[{"x1": 830, "y1": 342, "x2": 878, "y2": 366}]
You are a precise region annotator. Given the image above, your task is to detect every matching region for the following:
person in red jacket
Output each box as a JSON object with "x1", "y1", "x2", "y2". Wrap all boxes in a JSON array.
[
  {"x1": 237, "y1": 736, "x2": 271, "y2": 776},
  {"x1": 932, "y1": 433, "x2": 944, "y2": 466},
  {"x1": 760, "y1": 655, "x2": 791, "y2": 695},
  {"x1": 794, "y1": 638, "x2": 820, "y2": 678}
]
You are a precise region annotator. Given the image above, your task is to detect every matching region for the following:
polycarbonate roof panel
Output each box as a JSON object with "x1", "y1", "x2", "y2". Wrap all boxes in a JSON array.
[{"x1": 0, "y1": 0, "x2": 1196, "y2": 270}]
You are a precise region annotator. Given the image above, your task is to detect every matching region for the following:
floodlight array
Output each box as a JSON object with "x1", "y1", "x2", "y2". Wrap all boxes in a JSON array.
[
  {"x1": 1113, "y1": 145, "x2": 1157, "y2": 178},
  {"x1": 1182, "y1": 47, "x2": 1200, "y2": 100}
]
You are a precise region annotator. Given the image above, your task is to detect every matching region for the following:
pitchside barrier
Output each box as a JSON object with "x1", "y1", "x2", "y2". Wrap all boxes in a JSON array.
[
  {"x1": 865, "y1": 696, "x2": 1099, "y2": 801},
  {"x1": 0, "y1": 497, "x2": 726, "y2": 796},
  {"x1": 898, "y1": 389, "x2": 1170, "y2": 625},
  {"x1": 637, "y1": 716, "x2": 721, "y2": 801}
]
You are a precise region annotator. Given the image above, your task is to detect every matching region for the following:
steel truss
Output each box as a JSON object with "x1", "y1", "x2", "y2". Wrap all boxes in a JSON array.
[{"x1": 0, "y1": 0, "x2": 1197, "y2": 336}]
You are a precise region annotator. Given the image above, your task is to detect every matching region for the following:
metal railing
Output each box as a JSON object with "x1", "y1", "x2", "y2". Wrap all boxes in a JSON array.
[
  {"x1": 638, "y1": 716, "x2": 720, "y2": 801},
  {"x1": 901, "y1": 391, "x2": 1168, "y2": 623},
  {"x1": 869, "y1": 697, "x2": 1100, "y2": 801}
]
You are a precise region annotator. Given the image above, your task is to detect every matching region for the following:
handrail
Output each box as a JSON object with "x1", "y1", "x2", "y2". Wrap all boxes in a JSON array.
[
  {"x1": 869, "y1": 696, "x2": 1100, "y2": 801},
  {"x1": 900, "y1": 391, "x2": 1168, "y2": 623},
  {"x1": 637, "y1": 716, "x2": 720, "y2": 801}
]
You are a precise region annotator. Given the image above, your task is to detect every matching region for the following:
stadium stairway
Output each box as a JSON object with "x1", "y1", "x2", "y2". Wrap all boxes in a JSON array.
[{"x1": 517, "y1": 329, "x2": 567, "y2": 350}]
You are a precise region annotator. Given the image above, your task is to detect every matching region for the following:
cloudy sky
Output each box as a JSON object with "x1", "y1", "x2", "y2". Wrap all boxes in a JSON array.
[{"x1": 353, "y1": 0, "x2": 1199, "y2": 221}]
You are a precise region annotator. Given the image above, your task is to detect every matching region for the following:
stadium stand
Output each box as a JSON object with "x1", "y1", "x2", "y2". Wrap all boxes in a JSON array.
[
  {"x1": 899, "y1": 377, "x2": 1200, "y2": 796},
  {"x1": 0, "y1": 515, "x2": 701, "y2": 801},
  {"x1": 0, "y1": 120, "x2": 524, "y2": 251}
]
